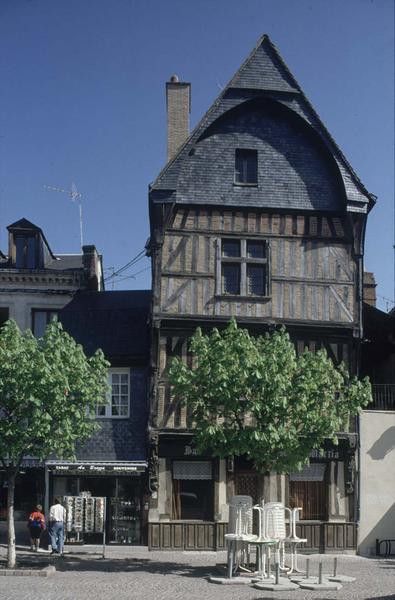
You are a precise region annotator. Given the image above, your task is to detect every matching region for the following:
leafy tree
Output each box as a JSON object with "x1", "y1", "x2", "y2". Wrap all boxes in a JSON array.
[
  {"x1": 0, "y1": 320, "x2": 109, "y2": 568},
  {"x1": 169, "y1": 319, "x2": 371, "y2": 474}
]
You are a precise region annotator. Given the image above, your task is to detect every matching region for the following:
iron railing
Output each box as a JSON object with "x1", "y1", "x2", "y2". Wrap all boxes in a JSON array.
[{"x1": 370, "y1": 384, "x2": 395, "y2": 410}]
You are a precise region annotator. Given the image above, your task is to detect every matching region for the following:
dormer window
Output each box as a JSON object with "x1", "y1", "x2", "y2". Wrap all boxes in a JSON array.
[
  {"x1": 15, "y1": 234, "x2": 38, "y2": 268},
  {"x1": 235, "y1": 149, "x2": 258, "y2": 185}
]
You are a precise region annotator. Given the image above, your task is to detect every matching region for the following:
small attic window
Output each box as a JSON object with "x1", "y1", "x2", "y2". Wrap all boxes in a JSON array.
[
  {"x1": 234, "y1": 149, "x2": 258, "y2": 185},
  {"x1": 15, "y1": 234, "x2": 40, "y2": 269}
]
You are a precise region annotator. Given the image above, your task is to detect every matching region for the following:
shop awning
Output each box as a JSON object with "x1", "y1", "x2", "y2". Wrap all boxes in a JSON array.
[{"x1": 46, "y1": 461, "x2": 148, "y2": 474}]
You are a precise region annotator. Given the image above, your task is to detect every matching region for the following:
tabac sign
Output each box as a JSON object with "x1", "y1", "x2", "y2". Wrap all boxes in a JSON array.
[{"x1": 46, "y1": 462, "x2": 147, "y2": 475}]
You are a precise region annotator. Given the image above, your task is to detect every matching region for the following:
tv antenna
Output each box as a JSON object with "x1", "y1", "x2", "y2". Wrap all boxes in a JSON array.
[{"x1": 43, "y1": 182, "x2": 84, "y2": 247}]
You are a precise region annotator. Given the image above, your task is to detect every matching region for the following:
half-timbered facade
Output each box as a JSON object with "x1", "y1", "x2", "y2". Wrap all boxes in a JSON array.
[{"x1": 147, "y1": 35, "x2": 375, "y2": 551}]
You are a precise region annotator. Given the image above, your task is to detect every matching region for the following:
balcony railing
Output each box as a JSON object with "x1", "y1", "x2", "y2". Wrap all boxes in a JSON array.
[{"x1": 370, "y1": 384, "x2": 395, "y2": 410}]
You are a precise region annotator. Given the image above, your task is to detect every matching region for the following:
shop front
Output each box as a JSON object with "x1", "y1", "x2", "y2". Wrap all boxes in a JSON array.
[
  {"x1": 148, "y1": 434, "x2": 357, "y2": 552},
  {"x1": 148, "y1": 435, "x2": 228, "y2": 550},
  {"x1": 234, "y1": 437, "x2": 358, "y2": 553},
  {"x1": 46, "y1": 461, "x2": 148, "y2": 545},
  {"x1": 0, "y1": 459, "x2": 45, "y2": 545}
]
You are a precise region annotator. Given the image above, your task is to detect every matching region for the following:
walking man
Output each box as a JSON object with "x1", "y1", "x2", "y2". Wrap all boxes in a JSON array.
[{"x1": 48, "y1": 497, "x2": 66, "y2": 555}]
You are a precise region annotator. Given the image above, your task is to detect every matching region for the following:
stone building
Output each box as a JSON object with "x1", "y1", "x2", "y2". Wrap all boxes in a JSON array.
[
  {"x1": 0, "y1": 217, "x2": 103, "y2": 543},
  {"x1": 147, "y1": 35, "x2": 375, "y2": 552}
]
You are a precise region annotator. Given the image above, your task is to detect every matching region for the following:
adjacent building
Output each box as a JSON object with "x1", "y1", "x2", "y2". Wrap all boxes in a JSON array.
[
  {"x1": 147, "y1": 35, "x2": 375, "y2": 551},
  {"x1": 359, "y1": 302, "x2": 395, "y2": 555},
  {"x1": 57, "y1": 290, "x2": 151, "y2": 545},
  {"x1": 0, "y1": 218, "x2": 103, "y2": 542}
]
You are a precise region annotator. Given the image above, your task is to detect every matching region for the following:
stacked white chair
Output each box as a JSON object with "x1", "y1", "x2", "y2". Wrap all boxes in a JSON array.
[{"x1": 225, "y1": 495, "x2": 256, "y2": 577}]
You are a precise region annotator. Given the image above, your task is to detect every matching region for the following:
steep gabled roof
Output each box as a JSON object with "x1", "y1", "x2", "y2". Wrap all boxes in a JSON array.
[
  {"x1": 228, "y1": 35, "x2": 300, "y2": 93},
  {"x1": 151, "y1": 34, "x2": 375, "y2": 213},
  {"x1": 7, "y1": 218, "x2": 42, "y2": 231}
]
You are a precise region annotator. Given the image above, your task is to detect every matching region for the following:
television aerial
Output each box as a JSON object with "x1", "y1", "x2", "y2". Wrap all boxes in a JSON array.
[{"x1": 43, "y1": 182, "x2": 84, "y2": 248}]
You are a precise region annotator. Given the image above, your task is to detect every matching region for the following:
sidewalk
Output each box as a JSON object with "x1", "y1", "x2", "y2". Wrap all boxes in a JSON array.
[{"x1": 0, "y1": 544, "x2": 394, "y2": 600}]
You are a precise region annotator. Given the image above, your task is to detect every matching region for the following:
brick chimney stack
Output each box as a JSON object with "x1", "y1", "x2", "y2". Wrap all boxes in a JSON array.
[
  {"x1": 82, "y1": 245, "x2": 102, "y2": 291},
  {"x1": 363, "y1": 271, "x2": 377, "y2": 307},
  {"x1": 166, "y1": 75, "x2": 191, "y2": 162}
]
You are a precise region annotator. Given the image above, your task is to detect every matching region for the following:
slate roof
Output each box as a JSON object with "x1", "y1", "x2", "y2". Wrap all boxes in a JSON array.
[
  {"x1": 60, "y1": 290, "x2": 151, "y2": 361},
  {"x1": 363, "y1": 302, "x2": 395, "y2": 344},
  {"x1": 150, "y1": 34, "x2": 375, "y2": 214},
  {"x1": 46, "y1": 254, "x2": 84, "y2": 271}
]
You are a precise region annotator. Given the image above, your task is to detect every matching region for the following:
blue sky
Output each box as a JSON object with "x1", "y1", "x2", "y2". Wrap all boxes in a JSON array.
[{"x1": 0, "y1": 0, "x2": 393, "y2": 310}]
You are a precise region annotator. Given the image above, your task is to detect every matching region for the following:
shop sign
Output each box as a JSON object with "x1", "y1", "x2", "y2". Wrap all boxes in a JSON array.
[
  {"x1": 309, "y1": 448, "x2": 340, "y2": 460},
  {"x1": 1, "y1": 458, "x2": 44, "y2": 469},
  {"x1": 184, "y1": 445, "x2": 198, "y2": 456},
  {"x1": 309, "y1": 439, "x2": 350, "y2": 461},
  {"x1": 48, "y1": 463, "x2": 146, "y2": 474},
  {"x1": 159, "y1": 439, "x2": 211, "y2": 458}
]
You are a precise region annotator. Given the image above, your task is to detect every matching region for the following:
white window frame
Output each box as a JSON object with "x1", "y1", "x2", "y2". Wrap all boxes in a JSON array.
[{"x1": 96, "y1": 368, "x2": 130, "y2": 419}]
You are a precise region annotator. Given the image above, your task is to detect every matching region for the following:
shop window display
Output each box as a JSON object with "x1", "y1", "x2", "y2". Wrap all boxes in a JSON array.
[
  {"x1": 51, "y1": 475, "x2": 142, "y2": 544},
  {"x1": 172, "y1": 461, "x2": 213, "y2": 521}
]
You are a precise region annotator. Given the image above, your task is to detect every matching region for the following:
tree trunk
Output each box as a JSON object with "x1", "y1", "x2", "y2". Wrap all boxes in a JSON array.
[{"x1": 7, "y1": 470, "x2": 16, "y2": 569}]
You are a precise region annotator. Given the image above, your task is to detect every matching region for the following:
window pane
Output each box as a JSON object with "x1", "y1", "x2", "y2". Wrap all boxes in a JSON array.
[
  {"x1": 119, "y1": 405, "x2": 128, "y2": 416},
  {"x1": 15, "y1": 236, "x2": 25, "y2": 268},
  {"x1": 289, "y1": 477, "x2": 327, "y2": 520},
  {"x1": 0, "y1": 307, "x2": 9, "y2": 328},
  {"x1": 111, "y1": 402, "x2": 120, "y2": 416},
  {"x1": 247, "y1": 265, "x2": 266, "y2": 295},
  {"x1": 33, "y1": 311, "x2": 48, "y2": 337},
  {"x1": 112, "y1": 374, "x2": 120, "y2": 383},
  {"x1": 121, "y1": 384, "x2": 128, "y2": 394},
  {"x1": 96, "y1": 405, "x2": 106, "y2": 416},
  {"x1": 120, "y1": 374, "x2": 128, "y2": 384},
  {"x1": 235, "y1": 149, "x2": 257, "y2": 184},
  {"x1": 173, "y1": 479, "x2": 213, "y2": 520},
  {"x1": 222, "y1": 240, "x2": 240, "y2": 257},
  {"x1": 222, "y1": 264, "x2": 240, "y2": 294},
  {"x1": 26, "y1": 236, "x2": 36, "y2": 268},
  {"x1": 247, "y1": 241, "x2": 266, "y2": 258}
]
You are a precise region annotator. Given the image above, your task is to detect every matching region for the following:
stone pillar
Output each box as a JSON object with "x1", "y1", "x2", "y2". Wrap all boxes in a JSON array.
[
  {"x1": 215, "y1": 459, "x2": 229, "y2": 522},
  {"x1": 328, "y1": 461, "x2": 347, "y2": 521}
]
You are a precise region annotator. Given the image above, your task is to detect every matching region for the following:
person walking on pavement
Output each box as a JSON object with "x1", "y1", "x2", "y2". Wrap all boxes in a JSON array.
[
  {"x1": 48, "y1": 497, "x2": 66, "y2": 555},
  {"x1": 27, "y1": 504, "x2": 46, "y2": 551}
]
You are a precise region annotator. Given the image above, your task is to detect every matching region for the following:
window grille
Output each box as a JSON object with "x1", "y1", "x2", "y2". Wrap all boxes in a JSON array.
[{"x1": 173, "y1": 461, "x2": 212, "y2": 480}]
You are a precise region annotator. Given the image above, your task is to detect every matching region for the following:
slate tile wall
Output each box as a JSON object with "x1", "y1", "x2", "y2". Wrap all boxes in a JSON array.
[
  {"x1": 176, "y1": 100, "x2": 343, "y2": 211},
  {"x1": 77, "y1": 367, "x2": 148, "y2": 462}
]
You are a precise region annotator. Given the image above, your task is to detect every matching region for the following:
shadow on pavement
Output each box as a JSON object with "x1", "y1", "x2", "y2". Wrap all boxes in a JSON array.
[{"x1": 1, "y1": 551, "x2": 214, "y2": 578}]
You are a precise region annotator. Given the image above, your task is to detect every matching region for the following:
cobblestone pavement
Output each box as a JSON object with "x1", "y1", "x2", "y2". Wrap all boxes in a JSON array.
[{"x1": 0, "y1": 545, "x2": 394, "y2": 600}]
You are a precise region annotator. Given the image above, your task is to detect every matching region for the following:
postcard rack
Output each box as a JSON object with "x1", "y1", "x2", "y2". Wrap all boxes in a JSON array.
[{"x1": 63, "y1": 494, "x2": 107, "y2": 558}]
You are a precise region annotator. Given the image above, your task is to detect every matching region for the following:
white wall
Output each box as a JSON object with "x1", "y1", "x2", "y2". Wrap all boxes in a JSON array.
[
  {"x1": 0, "y1": 291, "x2": 75, "y2": 331},
  {"x1": 359, "y1": 410, "x2": 395, "y2": 555}
]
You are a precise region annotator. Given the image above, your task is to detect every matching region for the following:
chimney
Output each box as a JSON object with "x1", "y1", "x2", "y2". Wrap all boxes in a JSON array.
[
  {"x1": 363, "y1": 271, "x2": 377, "y2": 307},
  {"x1": 82, "y1": 245, "x2": 102, "y2": 291},
  {"x1": 166, "y1": 75, "x2": 191, "y2": 162}
]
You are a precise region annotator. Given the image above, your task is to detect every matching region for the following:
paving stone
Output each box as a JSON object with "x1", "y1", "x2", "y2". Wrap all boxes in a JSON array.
[
  {"x1": 328, "y1": 574, "x2": 357, "y2": 582},
  {"x1": 253, "y1": 577, "x2": 299, "y2": 591},
  {"x1": 0, "y1": 546, "x2": 393, "y2": 600}
]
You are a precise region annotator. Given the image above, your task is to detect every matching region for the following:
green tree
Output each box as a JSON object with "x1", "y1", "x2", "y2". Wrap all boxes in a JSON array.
[
  {"x1": 169, "y1": 319, "x2": 371, "y2": 474},
  {"x1": 0, "y1": 320, "x2": 109, "y2": 568}
]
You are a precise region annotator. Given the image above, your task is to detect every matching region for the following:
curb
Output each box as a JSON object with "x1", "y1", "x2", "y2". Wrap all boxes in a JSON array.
[{"x1": 0, "y1": 565, "x2": 56, "y2": 577}]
